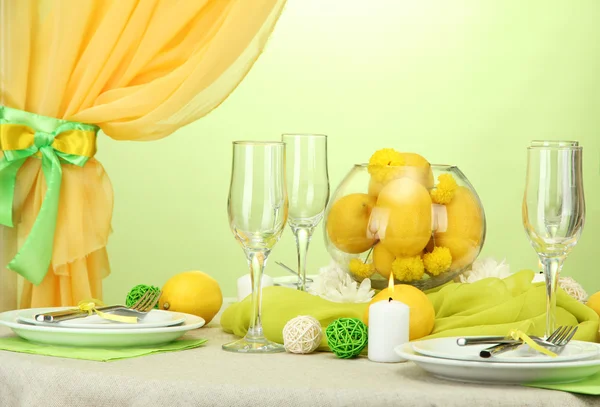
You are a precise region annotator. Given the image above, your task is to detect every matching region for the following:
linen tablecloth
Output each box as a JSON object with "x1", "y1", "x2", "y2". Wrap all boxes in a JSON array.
[{"x1": 0, "y1": 324, "x2": 598, "y2": 407}]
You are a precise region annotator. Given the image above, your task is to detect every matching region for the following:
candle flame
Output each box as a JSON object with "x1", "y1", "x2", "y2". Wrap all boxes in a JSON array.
[{"x1": 388, "y1": 273, "x2": 394, "y2": 294}]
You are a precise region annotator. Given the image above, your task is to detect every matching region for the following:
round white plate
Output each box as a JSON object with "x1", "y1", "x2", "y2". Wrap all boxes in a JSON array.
[
  {"x1": 396, "y1": 342, "x2": 600, "y2": 384},
  {"x1": 16, "y1": 308, "x2": 185, "y2": 329},
  {"x1": 0, "y1": 308, "x2": 205, "y2": 348},
  {"x1": 412, "y1": 337, "x2": 600, "y2": 363}
]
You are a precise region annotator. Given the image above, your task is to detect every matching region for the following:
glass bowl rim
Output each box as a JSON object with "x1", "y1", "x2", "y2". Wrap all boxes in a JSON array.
[{"x1": 353, "y1": 163, "x2": 457, "y2": 169}]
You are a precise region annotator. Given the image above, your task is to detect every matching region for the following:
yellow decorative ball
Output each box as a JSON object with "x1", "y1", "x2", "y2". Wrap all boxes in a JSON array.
[
  {"x1": 391, "y1": 255, "x2": 425, "y2": 282},
  {"x1": 423, "y1": 246, "x2": 452, "y2": 276},
  {"x1": 363, "y1": 284, "x2": 435, "y2": 340},
  {"x1": 159, "y1": 271, "x2": 223, "y2": 325}
]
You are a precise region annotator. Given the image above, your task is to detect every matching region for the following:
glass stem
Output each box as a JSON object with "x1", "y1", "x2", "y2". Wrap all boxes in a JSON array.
[
  {"x1": 246, "y1": 249, "x2": 269, "y2": 340},
  {"x1": 293, "y1": 226, "x2": 313, "y2": 292},
  {"x1": 540, "y1": 255, "x2": 564, "y2": 338}
]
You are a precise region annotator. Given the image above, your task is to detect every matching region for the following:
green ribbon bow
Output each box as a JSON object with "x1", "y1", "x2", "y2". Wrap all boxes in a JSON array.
[{"x1": 0, "y1": 106, "x2": 98, "y2": 285}]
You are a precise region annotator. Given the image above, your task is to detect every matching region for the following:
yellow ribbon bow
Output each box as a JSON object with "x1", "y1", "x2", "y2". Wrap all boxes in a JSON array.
[{"x1": 77, "y1": 299, "x2": 138, "y2": 324}]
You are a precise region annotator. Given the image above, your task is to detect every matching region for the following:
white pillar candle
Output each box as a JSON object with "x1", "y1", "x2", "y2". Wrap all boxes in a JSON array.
[
  {"x1": 236, "y1": 274, "x2": 274, "y2": 302},
  {"x1": 368, "y1": 298, "x2": 410, "y2": 363}
]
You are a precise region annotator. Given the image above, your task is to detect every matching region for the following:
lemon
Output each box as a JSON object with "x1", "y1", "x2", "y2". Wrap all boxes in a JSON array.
[
  {"x1": 160, "y1": 271, "x2": 223, "y2": 324},
  {"x1": 374, "y1": 177, "x2": 432, "y2": 257},
  {"x1": 434, "y1": 186, "x2": 484, "y2": 270},
  {"x1": 368, "y1": 152, "x2": 434, "y2": 197},
  {"x1": 373, "y1": 242, "x2": 395, "y2": 279},
  {"x1": 363, "y1": 284, "x2": 435, "y2": 340},
  {"x1": 586, "y1": 291, "x2": 600, "y2": 317},
  {"x1": 326, "y1": 193, "x2": 377, "y2": 254}
]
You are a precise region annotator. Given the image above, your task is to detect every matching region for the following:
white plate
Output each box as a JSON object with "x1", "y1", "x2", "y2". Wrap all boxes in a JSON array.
[
  {"x1": 16, "y1": 308, "x2": 186, "y2": 329},
  {"x1": 396, "y1": 342, "x2": 600, "y2": 384},
  {"x1": 0, "y1": 308, "x2": 205, "y2": 348},
  {"x1": 412, "y1": 337, "x2": 600, "y2": 363}
]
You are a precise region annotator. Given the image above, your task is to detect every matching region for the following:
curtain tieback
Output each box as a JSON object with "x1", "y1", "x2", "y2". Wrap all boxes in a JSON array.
[{"x1": 0, "y1": 105, "x2": 99, "y2": 285}]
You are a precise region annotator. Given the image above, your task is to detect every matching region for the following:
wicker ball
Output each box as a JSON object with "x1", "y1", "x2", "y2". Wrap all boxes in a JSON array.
[
  {"x1": 283, "y1": 316, "x2": 323, "y2": 354},
  {"x1": 560, "y1": 277, "x2": 588, "y2": 303},
  {"x1": 126, "y1": 284, "x2": 161, "y2": 309},
  {"x1": 325, "y1": 317, "x2": 368, "y2": 359}
]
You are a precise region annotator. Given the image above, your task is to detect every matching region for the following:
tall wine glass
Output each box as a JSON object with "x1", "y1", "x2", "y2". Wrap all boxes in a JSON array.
[
  {"x1": 523, "y1": 143, "x2": 585, "y2": 338},
  {"x1": 282, "y1": 134, "x2": 329, "y2": 291},
  {"x1": 225, "y1": 141, "x2": 288, "y2": 353}
]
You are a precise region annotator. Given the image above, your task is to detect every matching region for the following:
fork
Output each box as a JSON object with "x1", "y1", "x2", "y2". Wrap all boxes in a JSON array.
[
  {"x1": 34, "y1": 290, "x2": 162, "y2": 323},
  {"x1": 479, "y1": 325, "x2": 578, "y2": 358}
]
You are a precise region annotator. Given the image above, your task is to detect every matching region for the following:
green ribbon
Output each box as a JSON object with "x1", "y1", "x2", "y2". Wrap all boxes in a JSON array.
[{"x1": 0, "y1": 106, "x2": 99, "y2": 285}]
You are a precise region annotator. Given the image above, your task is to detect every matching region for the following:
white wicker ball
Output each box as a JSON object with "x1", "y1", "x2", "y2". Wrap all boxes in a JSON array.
[
  {"x1": 282, "y1": 315, "x2": 323, "y2": 354},
  {"x1": 559, "y1": 276, "x2": 588, "y2": 303}
]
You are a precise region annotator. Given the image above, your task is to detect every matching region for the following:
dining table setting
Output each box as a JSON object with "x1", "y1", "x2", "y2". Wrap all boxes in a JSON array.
[{"x1": 1, "y1": 136, "x2": 600, "y2": 407}]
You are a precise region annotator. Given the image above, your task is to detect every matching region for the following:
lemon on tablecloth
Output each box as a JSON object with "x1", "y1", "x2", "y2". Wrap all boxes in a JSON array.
[
  {"x1": 160, "y1": 271, "x2": 223, "y2": 324},
  {"x1": 363, "y1": 284, "x2": 435, "y2": 340}
]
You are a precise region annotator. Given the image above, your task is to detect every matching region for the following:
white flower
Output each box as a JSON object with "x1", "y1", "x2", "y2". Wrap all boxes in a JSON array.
[
  {"x1": 308, "y1": 260, "x2": 375, "y2": 303},
  {"x1": 459, "y1": 257, "x2": 512, "y2": 283}
]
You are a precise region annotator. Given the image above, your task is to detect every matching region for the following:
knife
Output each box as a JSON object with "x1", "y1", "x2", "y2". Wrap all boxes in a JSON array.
[{"x1": 479, "y1": 342, "x2": 523, "y2": 358}]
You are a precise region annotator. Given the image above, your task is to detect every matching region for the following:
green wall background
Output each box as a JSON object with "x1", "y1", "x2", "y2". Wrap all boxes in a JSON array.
[{"x1": 97, "y1": 0, "x2": 600, "y2": 304}]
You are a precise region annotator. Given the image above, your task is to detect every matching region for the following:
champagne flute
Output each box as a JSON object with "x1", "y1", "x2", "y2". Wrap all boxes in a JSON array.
[
  {"x1": 523, "y1": 142, "x2": 585, "y2": 338},
  {"x1": 282, "y1": 134, "x2": 329, "y2": 291},
  {"x1": 224, "y1": 141, "x2": 288, "y2": 353}
]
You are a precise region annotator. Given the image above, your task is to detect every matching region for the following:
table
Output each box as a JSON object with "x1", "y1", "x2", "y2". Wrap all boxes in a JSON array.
[{"x1": 0, "y1": 324, "x2": 597, "y2": 407}]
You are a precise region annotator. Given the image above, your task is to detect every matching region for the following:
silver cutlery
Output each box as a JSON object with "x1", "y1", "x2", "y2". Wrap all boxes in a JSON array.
[
  {"x1": 479, "y1": 325, "x2": 578, "y2": 359},
  {"x1": 457, "y1": 336, "x2": 554, "y2": 347},
  {"x1": 34, "y1": 290, "x2": 162, "y2": 323},
  {"x1": 275, "y1": 261, "x2": 314, "y2": 283}
]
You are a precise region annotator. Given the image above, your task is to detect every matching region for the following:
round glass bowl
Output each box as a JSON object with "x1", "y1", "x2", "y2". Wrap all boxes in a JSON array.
[{"x1": 323, "y1": 164, "x2": 486, "y2": 290}]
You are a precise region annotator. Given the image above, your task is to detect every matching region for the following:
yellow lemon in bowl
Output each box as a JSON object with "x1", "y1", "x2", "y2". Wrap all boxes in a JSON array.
[
  {"x1": 160, "y1": 271, "x2": 223, "y2": 325},
  {"x1": 373, "y1": 177, "x2": 432, "y2": 257},
  {"x1": 363, "y1": 284, "x2": 435, "y2": 340},
  {"x1": 434, "y1": 186, "x2": 484, "y2": 270},
  {"x1": 326, "y1": 193, "x2": 378, "y2": 254},
  {"x1": 368, "y1": 152, "x2": 434, "y2": 197}
]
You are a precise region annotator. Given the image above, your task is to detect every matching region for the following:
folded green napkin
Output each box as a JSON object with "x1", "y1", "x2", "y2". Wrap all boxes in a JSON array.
[
  {"x1": 221, "y1": 270, "x2": 599, "y2": 351},
  {"x1": 0, "y1": 337, "x2": 207, "y2": 361},
  {"x1": 526, "y1": 373, "x2": 600, "y2": 395}
]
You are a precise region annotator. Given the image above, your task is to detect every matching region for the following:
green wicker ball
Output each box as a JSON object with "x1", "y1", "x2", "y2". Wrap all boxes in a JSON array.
[
  {"x1": 126, "y1": 284, "x2": 161, "y2": 309},
  {"x1": 325, "y1": 317, "x2": 368, "y2": 359}
]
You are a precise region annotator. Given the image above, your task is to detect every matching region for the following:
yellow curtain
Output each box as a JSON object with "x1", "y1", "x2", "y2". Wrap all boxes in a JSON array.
[{"x1": 0, "y1": 0, "x2": 286, "y2": 308}]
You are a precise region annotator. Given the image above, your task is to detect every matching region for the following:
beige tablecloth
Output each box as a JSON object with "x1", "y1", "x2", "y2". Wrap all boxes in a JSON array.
[{"x1": 0, "y1": 324, "x2": 597, "y2": 407}]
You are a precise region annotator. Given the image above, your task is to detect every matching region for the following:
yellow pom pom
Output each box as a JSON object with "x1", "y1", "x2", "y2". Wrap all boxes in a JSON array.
[
  {"x1": 423, "y1": 246, "x2": 452, "y2": 276},
  {"x1": 431, "y1": 173, "x2": 458, "y2": 204},
  {"x1": 349, "y1": 258, "x2": 375, "y2": 279},
  {"x1": 391, "y1": 256, "x2": 425, "y2": 282},
  {"x1": 368, "y1": 148, "x2": 406, "y2": 183}
]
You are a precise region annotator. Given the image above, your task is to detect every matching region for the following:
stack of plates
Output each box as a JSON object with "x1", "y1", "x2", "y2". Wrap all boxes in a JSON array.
[
  {"x1": 395, "y1": 337, "x2": 600, "y2": 384},
  {"x1": 0, "y1": 307, "x2": 205, "y2": 347}
]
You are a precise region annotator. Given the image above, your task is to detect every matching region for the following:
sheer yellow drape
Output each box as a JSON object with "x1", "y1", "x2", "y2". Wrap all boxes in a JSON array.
[{"x1": 0, "y1": 0, "x2": 286, "y2": 309}]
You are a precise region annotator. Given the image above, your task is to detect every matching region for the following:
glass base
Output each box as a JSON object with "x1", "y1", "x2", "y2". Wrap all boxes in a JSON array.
[{"x1": 222, "y1": 336, "x2": 285, "y2": 353}]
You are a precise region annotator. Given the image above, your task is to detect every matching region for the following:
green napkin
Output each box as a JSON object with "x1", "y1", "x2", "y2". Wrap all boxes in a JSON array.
[
  {"x1": 221, "y1": 270, "x2": 599, "y2": 351},
  {"x1": 0, "y1": 337, "x2": 207, "y2": 361},
  {"x1": 526, "y1": 373, "x2": 600, "y2": 395}
]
